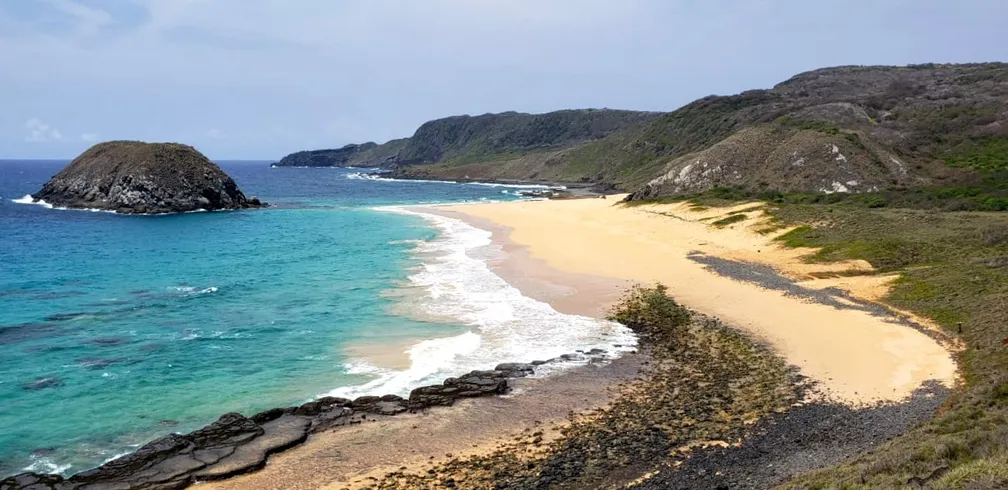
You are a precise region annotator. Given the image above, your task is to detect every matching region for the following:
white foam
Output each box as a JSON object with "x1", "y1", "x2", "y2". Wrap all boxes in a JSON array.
[
  {"x1": 346, "y1": 172, "x2": 458, "y2": 184},
  {"x1": 324, "y1": 208, "x2": 637, "y2": 399},
  {"x1": 12, "y1": 194, "x2": 53, "y2": 208},
  {"x1": 388, "y1": 239, "x2": 426, "y2": 246},
  {"x1": 172, "y1": 286, "x2": 218, "y2": 296},
  {"x1": 345, "y1": 172, "x2": 558, "y2": 189},
  {"x1": 10, "y1": 195, "x2": 124, "y2": 214},
  {"x1": 101, "y1": 451, "x2": 133, "y2": 465},
  {"x1": 468, "y1": 182, "x2": 562, "y2": 190},
  {"x1": 23, "y1": 455, "x2": 72, "y2": 475},
  {"x1": 11, "y1": 194, "x2": 210, "y2": 215}
]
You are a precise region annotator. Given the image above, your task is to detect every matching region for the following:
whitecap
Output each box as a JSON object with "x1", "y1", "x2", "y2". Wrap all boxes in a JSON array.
[
  {"x1": 171, "y1": 286, "x2": 218, "y2": 296},
  {"x1": 12, "y1": 194, "x2": 53, "y2": 208}
]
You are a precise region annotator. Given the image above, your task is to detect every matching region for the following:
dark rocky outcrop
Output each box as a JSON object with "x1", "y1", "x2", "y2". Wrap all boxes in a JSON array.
[
  {"x1": 1, "y1": 352, "x2": 613, "y2": 490},
  {"x1": 29, "y1": 141, "x2": 264, "y2": 214},
  {"x1": 272, "y1": 139, "x2": 407, "y2": 168},
  {"x1": 407, "y1": 369, "x2": 510, "y2": 409}
]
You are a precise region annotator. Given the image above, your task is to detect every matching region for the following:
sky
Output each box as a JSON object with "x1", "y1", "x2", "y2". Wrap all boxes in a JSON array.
[{"x1": 1, "y1": 0, "x2": 1006, "y2": 160}]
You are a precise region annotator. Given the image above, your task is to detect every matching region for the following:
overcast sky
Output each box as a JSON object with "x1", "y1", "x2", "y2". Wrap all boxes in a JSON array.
[{"x1": 2, "y1": 0, "x2": 1006, "y2": 160}]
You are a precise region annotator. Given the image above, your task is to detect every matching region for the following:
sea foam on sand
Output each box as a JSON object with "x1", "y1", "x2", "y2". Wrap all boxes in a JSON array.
[{"x1": 326, "y1": 207, "x2": 637, "y2": 399}]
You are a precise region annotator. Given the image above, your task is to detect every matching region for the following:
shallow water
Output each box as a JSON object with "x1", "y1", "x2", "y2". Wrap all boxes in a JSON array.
[{"x1": 0, "y1": 161, "x2": 633, "y2": 476}]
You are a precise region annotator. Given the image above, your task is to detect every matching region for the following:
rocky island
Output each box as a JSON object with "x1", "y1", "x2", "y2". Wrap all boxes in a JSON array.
[{"x1": 29, "y1": 141, "x2": 264, "y2": 214}]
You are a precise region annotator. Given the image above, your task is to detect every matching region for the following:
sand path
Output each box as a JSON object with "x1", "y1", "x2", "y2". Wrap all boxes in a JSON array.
[{"x1": 436, "y1": 196, "x2": 957, "y2": 405}]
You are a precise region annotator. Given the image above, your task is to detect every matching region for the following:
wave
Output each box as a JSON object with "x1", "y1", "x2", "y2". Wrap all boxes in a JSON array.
[
  {"x1": 10, "y1": 195, "x2": 216, "y2": 215},
  {"x1": 469, "y1": 182, "x2": 563, "y2": 190},
  {"x1": 345, "y1": 172, "x2": 560, "y2": 189},
  {"x1": 171, "y1": 286, "x2": 218, "y2": 296},
  {"x1": 22, "y1": 455, "x2": 71, "y2": 475},
  {"x1": 346, "y1": 172, "x2": 458, "y2": 185},
  {"x1": 11, "y1": 195, "x2": 117, "y2": 214},
  {"x1": 387, "y1": 239, "x2": 426, "y2": 246},
  {"x1": 324, "y1": 208, "x2": 637, "y2": 399},
  {"x1": 12, "y1": 194, "x2": 53, "y2": 209}
]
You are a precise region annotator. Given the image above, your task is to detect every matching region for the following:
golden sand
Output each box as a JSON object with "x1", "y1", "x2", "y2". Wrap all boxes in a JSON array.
[{"x1": 435, "y1": 196, "x2": 957, "y2": 405}]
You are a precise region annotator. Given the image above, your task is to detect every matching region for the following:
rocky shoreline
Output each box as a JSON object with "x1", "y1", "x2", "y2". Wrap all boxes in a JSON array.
[
  {"x1": 346, "y1": 309, "x2": 951, "y2": 489},
  {"x1": 0, "y1": 351, "x2": 617, "y2": 490},
  {"x1": 2, "y1": 283, "x2": 954, "y2": 489}
]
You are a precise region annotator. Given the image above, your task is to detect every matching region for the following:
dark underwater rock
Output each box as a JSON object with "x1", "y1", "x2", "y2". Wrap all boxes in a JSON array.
[{"x1": 22, "y1": 376, "x2": 62, "y2": 391}]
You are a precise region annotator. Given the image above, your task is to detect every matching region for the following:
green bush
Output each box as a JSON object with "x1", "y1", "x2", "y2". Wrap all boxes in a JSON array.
[
  {"x1": 608, "y1": 284, "x2": 691, "y2": 348},
  {"x1": 944, "y1": 138, "x2": 1008, "y2": 173},
  {"x1": 711, "y1": 214, "x2": 748, "y2": 227}
]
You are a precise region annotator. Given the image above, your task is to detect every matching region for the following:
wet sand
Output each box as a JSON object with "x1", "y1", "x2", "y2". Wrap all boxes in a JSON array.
[
  {"x1": 199, "y1": 216, "x2": 642, "y2": 489},
  {"x1": 199, "y1": 355, "x2": 642, "y2": 490}
]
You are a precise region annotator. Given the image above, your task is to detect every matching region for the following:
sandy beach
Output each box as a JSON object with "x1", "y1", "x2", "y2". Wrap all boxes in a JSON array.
[
  {"x1": 433, "y1": 196, "x2": 958, "y2": 405},
  {"x1": 195, "y1": 195, "x2": 959, "y2": 489}
]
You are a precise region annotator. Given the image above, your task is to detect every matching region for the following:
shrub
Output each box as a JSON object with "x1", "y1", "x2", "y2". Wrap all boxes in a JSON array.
[
  {"x1": 711, "y1": 214, "x2": 748, "y2": 227},
  {"x1": 608, "y1": 284, "x2": 691, "y2": 348}
]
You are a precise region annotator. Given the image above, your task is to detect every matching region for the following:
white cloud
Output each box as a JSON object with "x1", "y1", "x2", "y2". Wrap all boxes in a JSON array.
[
  {"x1": 41, "y1": 0, "x2": 114, "y2": 35},
  {"x1": 81, "y1": 132, "x2": 99, "y2": 142},
  {"x1": 25, "y1": 118, "x2": 64, "y2": 143},
  {"x1": 205, "y1": 128, "x2": 226, "y2": 139}
]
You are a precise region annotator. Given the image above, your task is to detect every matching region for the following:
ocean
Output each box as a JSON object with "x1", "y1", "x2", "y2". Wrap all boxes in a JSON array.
[{"x1": 0, "y1": 160, "x2": 635, "y2": 477}]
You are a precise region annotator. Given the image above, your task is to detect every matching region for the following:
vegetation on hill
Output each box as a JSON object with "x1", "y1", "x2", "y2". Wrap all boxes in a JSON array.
[
  {"x1": 636, "y1": 189, "x2": 1008, "y2": 488},
  {"x1": 273, "y1": 139, "x2": 407, "y2": 167},
  {"x1": 767, "y1": 203, "x2": 1008, "y2": 489},
  {"x1": 393, "y1": 109, "x2": 659, "y2": 165},
  {"x1": 273, "y1": 109, "x2": 657, "y2": 168},
  {"x1": 382, "y1": 63, "x2": 1008, "y2": 201}
]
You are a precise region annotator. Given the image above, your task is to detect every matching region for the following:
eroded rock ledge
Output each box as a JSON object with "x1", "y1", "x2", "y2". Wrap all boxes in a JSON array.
[{"x1": 1, "y1": 354, "x2": 610, "y2": 490}]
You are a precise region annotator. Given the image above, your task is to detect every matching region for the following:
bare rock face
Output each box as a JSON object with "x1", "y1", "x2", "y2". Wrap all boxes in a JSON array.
[{"x1": 30, "y1": 141, "x2": 264, "y2": 214}]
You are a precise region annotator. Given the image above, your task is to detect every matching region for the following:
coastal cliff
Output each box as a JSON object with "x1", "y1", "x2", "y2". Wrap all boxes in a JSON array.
[
  {"x1": 272, "y1": 139, "x2": 407, "y2": 168},
  {"x1": 284, "y1": 63, "x2": 1007, "y2": 206},
  {"x1": 30, "y1": 141, "x2": 263, "y2": 214},
  {"x1": 271, "y1": 109, "x2": 658, "y2": 168}
]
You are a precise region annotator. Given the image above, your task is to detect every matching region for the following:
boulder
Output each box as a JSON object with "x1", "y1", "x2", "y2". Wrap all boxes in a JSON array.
[{"x1": 409, "y1": 369, "x2": 511, "y2": 409}]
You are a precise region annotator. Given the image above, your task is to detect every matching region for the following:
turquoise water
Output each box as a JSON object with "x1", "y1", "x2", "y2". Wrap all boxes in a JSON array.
[{"x1": 0, "y1": 161, "x2": 635, "y2": 477}]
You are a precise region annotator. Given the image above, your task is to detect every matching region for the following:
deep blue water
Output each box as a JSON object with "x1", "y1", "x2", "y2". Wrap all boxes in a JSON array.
[{"x1": 0, "y1": 161, "x2": 555, "y2": 476}]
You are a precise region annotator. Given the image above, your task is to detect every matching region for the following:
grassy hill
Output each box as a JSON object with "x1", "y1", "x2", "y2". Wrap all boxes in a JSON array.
[
  {"x1": 386, "y1": 63, "x2": 1007, "y2": 209},
  {"x1": 273, "y1": 109, "x2": 658, "y2": 169}
]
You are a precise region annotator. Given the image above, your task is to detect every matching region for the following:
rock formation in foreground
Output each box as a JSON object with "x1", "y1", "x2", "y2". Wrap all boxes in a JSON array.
[
  {"x1": 0, "y1": 358, "x2": 592, "y2": 490},
  {"x1": 30, "y1": 141, "x2": 264, "y2": 214}
]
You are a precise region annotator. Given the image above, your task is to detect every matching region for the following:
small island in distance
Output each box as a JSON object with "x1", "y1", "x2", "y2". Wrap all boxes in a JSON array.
[{"x1": 28, "y1": 141, "x2": 264, "y2": 215}]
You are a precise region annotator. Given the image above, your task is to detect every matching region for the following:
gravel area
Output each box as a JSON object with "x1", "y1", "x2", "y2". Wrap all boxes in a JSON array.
[
  {"x1": 686, "y1": 251, "x2": 945, "y2": 341},
  {"x1": 632, "y1": 380, "x2": 950, "y2": 489}
]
